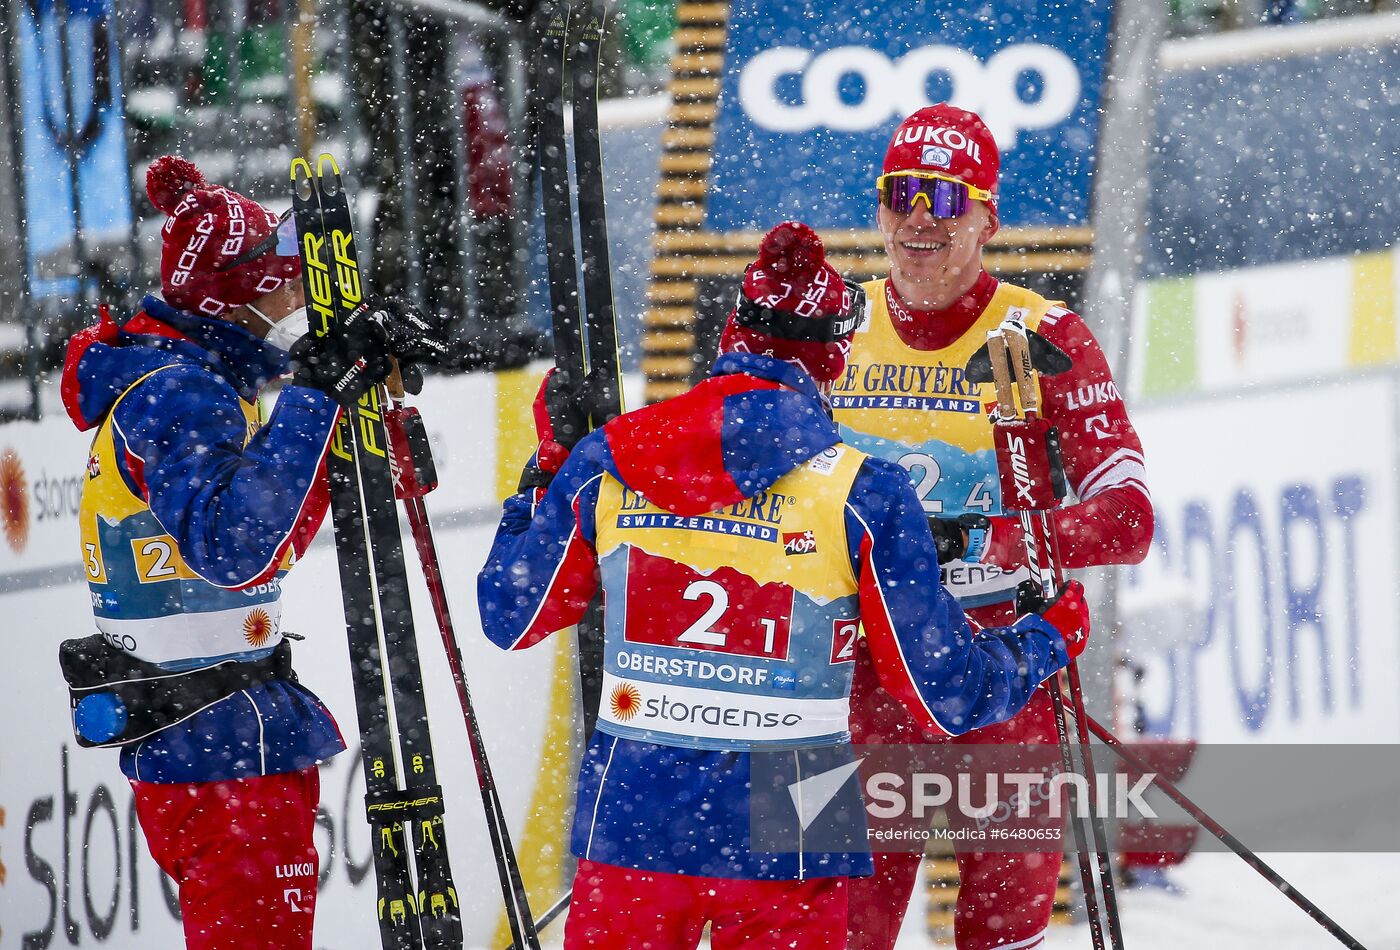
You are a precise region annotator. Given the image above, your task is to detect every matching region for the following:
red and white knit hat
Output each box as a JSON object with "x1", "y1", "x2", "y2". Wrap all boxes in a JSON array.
[
  {"x1": 883, "y1": 103, "x2": 1000, "y2": 210},
  {"x1": 146, "y1": 155, "x2": 301, "y2": 317},
  {"x1": 719, "y1": 222, "x2": 860, "y2": 384}
]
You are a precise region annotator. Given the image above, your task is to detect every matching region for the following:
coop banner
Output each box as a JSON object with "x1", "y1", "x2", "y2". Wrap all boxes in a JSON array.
[
  {"x1": 1119, "y1": 373, "x2": 1400, "y2": 743},
  {"x1": 707, "y1": 0, "x2": 1115, "y2": 231}
]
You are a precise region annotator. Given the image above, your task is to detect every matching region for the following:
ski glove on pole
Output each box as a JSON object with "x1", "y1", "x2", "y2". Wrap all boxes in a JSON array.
[
  {"x1": 289, "y1": 304, "x2": 395, "y2": 407},
  {"x1": 1020, "y1": 578, "x2": 1091, "y2": 660},
  {"x1": 357, "y1": 296, "x2": 458, "y2": 394}
]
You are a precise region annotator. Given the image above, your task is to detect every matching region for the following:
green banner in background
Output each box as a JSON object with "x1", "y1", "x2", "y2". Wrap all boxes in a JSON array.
[
  {"x1": 622, "y1": 0, "x2": 679, "y2": 70},
  {"x1": 1138, "y1": 277, "x2": 1198, "y2": 398}
]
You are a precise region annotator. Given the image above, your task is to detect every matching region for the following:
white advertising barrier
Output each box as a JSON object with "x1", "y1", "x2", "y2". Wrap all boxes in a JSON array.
[
  {"x1": 1127, "y1": 245, "x2": 1400, "y2": 398},
  {"x1": 0, "y1": 373, "x2": 508, "y2": 582},
  {"x1": 0, "y1": 371, "x2": 574, "y2": 949},
  {"x1": 0, "y1": 417, "x2": 92, "y2": 581},
  {"x1": 1118, "y1": 372, "x2": 1400, "y2": 743},
  {"x1": 1189, "y1": 256, "x2": 1356, "y2": 391}
]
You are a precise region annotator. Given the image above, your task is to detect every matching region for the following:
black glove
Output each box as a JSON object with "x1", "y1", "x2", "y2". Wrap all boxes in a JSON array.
[
  {"x1": 289, "y1": 307, "x2": 394, "y2": 407},
  {"x1": 359, "y1": 296, "x2": 456, "y2": 394},
  {"x1": 928, "y1": 513, "x2": 990, "y2": 564},
  {"x1": 1014, "y1": 578, "x2": 1048, "y2": 615}
]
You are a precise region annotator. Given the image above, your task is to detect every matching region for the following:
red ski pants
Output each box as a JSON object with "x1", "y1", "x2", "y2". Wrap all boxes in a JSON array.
[
  {"x1": 565, "y1": 858, "x2": 848, "y2": 949},
  {"x1": 846, "y1": 647, "x2": 1063, "y2": 950},
  {"x1": 131, "y1": 768, "x2": 322, "y2": 950}
]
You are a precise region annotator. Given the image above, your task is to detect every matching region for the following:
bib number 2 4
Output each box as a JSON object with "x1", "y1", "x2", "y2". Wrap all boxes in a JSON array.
[{"x1": 897, "y1": 451, "x2": 995, "y2": 515}]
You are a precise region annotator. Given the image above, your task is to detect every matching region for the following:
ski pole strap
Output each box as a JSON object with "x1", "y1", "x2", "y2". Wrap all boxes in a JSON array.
[
  {"x1": 731, "y1": 279, "x2": 867, "y2": 343},
  {"x1": 60, "y1": 635, "x2": 296, "y2": 748},
  {"x1": 992, "y1": 417, "x2": 1068, "y2": 510},
  {"x1": 365, "y1": 786, "x2": 448, "y2": 826}
]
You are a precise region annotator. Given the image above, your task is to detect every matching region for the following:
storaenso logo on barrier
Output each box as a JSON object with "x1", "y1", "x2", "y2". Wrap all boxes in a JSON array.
[
  {"x1": 1, "y1": 447, "x2": 30, "y2": 553},
  {"x1": 738, "y1": 44, "x2": 1081, "y2": 146},
  {"x1": 707, "y1": 0, "x2": 1114, "y2": 231}
]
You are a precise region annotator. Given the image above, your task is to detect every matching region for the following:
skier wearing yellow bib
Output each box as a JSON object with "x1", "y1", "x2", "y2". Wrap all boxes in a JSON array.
[
  {"x1": 837, "y1": 105, "x2": 1155, "y2": 950},
  {"x1": 479, "y1": 223, "x2": 1093, "y2": 949}
]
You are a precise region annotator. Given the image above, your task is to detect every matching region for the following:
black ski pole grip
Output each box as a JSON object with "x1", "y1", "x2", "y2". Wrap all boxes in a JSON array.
[{"x1": 1045, "y1": 425, "x2": 1068, "y2": 502}]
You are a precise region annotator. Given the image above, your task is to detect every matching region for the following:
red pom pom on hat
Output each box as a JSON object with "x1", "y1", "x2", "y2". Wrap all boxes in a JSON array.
[
  {"x1": 757, "y1": 221, "x2": 825, "y2": 282},
  {"x1": 146, "y1": 155, "x2": 208, "y2": 215},
  {"x1": 744, "y1": 221, "x2": 846, "y2": 320}
]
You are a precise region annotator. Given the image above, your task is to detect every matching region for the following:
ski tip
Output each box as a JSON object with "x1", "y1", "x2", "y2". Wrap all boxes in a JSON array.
[
  {"x1": 290, "y1": 159, "x2": 315, "y2": 201},
  {"x1": 315, "y1": 153, "x2": 346, "y2": 198}
]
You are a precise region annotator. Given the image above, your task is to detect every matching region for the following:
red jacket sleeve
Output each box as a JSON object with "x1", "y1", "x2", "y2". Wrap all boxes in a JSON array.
[{"x1": 986, "y1": 307, "x2": 1154, "y2": 571}]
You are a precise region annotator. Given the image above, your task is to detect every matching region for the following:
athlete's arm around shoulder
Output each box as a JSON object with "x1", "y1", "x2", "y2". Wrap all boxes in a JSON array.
[
  {"x1": 111, "y1": 365, "x2": 339, "y2": 589},
  {"x1": 477, "y1": 432, "x2": 608, "y2": 652},
  {"x1": 987, "y1": 308, "x2": 1154, "y2": 570},
  {"x1": 843, "y1": 455, "x2": 1069, "y2": 736}
]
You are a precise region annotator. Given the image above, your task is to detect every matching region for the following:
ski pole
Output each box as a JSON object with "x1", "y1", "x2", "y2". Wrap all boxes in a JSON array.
[
  {"x1": 504, "y1": 892, "x2": 572, "y2": 950},
  {"x1": 1003, "y1": 321, "x2": 1125, "y2": 948},
  {"x1": 1056, "y1": 695, "x2": 1369, "y2": 950},
  {"x1": 984, "y1": 328, "x2": 1107, "y2": 949},
  {"x1": 981, "y1": 321, "x2": 1125, "y2": 949},
  {"x1": 386, "y1": 402, "x2": 542, "y2": 950}
]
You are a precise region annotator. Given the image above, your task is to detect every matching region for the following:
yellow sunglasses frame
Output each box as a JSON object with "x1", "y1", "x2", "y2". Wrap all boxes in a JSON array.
[{"x1": 875, "y1": 170, "x2": 995, "y2": 208}]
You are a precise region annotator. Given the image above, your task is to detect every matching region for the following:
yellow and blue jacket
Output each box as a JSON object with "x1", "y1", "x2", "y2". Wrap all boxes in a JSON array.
[
  {"x1": 478, "y1": 352, "x2": 1069, "y2": 880},
  {"x1": 61, "y1": 295, "x2": 344, "y2": 783}
]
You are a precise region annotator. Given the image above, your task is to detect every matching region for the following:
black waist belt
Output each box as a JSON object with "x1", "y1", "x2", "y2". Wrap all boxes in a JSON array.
[{"x1": 58, "y1": 634, "x2": 296, "y2": 748}]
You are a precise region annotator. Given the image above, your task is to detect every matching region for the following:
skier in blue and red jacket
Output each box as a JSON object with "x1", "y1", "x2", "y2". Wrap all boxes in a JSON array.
[
  {"x1": 478, "y1": 222, "x2": 1093, "y2": 949},
  {"x1": 61, "y1": 156, "x2": 421, "y2": 950}
]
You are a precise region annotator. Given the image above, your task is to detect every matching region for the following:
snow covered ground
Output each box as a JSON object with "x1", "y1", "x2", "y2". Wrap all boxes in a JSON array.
[
  {"x1": 512, "y1": 852, "x2": 1398, "y2": 949},
  {"x1": 903, "y1": 853, "x2": 1399, "y2": 949}
]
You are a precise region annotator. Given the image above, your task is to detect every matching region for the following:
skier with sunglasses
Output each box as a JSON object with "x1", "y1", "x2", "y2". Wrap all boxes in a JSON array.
[{"x1": 835, "y1": 104, "x2": 1155, "y2": 950}]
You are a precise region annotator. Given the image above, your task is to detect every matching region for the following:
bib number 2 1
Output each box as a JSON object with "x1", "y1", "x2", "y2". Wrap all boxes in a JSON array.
[{"x1": 625, "y1": 550, "x2": 794, "y2": 661}]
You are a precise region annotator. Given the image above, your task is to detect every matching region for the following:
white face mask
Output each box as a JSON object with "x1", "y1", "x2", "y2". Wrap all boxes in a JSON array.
[{"x1": 247, "y1": 304, "x2": 310, "y2": 352}]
